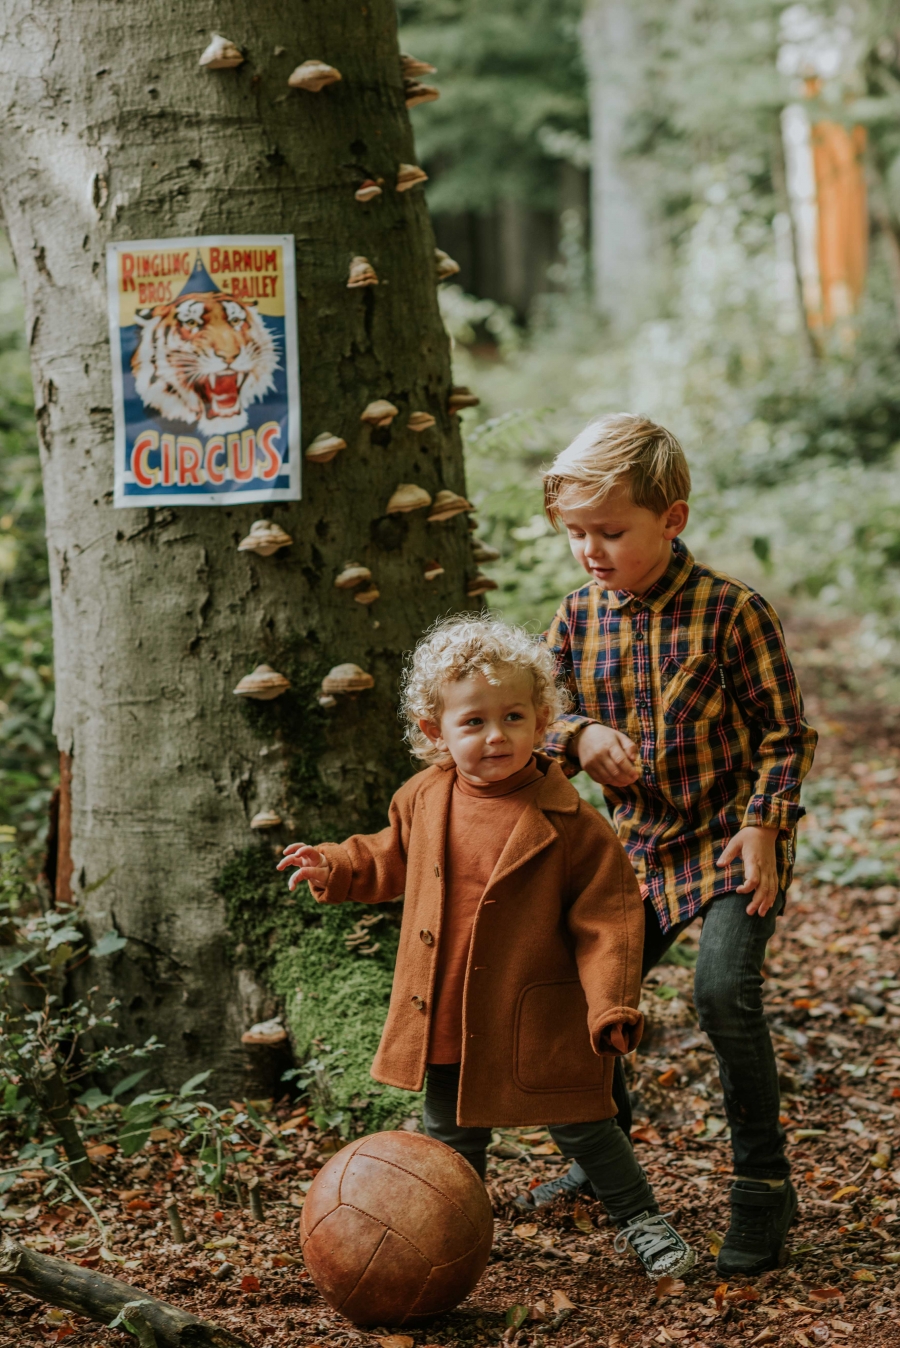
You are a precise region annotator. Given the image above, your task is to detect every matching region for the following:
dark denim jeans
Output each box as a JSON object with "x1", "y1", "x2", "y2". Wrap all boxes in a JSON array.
[
  {"x1": 610, "y1": 890, "x2": 789, "y2": 1181},
  {"x1": 423, "y1": 1061, "x2": 657, "y2": 1222}
]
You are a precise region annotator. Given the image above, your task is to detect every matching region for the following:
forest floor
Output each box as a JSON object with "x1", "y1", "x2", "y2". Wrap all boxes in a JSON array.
[{"x1": 2, "y1": 623, "x2": 900, "y2": 1348}]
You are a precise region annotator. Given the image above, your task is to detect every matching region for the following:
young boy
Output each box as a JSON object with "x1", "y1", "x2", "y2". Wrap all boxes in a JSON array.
[
  {"x1": 536, "y1": 413, "x2": 817, "y2": 1276},
  {"x1": 278, "y1": 616, "x2": 695, "y2": 1279}
]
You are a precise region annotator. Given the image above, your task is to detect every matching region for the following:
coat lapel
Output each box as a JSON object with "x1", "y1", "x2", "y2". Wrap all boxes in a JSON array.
[{"x1": 483, "y1": 759, "x2": 581, "y2": 891}]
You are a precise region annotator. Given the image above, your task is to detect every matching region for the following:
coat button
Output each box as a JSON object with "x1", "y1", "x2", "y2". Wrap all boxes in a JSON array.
[
  {"x1": 411, "y1": 995, "x2": 426, "y2": 1011},
  {"x1": 419, "y1": 930, "x2": 434, "y2": 946},
  {"x1": 434, "y1": 864, "x2": 441, "y2": 878}
]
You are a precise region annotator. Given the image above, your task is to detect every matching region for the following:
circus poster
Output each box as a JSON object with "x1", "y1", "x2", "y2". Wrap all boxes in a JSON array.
[{"x1": 107, "y1": 235, "x2": 300, "y2": 507}]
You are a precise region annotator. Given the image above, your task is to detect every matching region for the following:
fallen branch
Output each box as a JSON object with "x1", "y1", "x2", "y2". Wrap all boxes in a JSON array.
[{"x1": 0, "y1": 1236, "x2": 252, "y2": 1348}]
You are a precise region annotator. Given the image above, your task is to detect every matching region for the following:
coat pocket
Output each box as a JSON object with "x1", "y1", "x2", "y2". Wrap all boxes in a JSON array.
[
  {"x1": 662, "y1": 651, "x2": 724, "y2": 725},
  {"x1": 514, "y1": 979, "x2": 608, "y2": 1093}
]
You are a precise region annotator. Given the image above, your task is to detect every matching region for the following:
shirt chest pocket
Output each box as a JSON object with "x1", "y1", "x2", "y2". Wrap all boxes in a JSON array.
[{"x1": 661, "y1": 651, "x2": 725, "y2": 725}]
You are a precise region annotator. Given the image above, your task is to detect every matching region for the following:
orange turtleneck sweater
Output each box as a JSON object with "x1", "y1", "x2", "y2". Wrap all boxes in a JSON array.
[{"x1": 427, "y1": 756, "x2": 544, "y2": 1065}]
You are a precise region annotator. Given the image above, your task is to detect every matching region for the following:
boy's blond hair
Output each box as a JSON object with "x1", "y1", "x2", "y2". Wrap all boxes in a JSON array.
[
  {"x1": 400, "y1": 614, "x2": 569, "y2": 767},
  {"x1": 543, "y1": 413, "x2": 691, "y2": 524}
]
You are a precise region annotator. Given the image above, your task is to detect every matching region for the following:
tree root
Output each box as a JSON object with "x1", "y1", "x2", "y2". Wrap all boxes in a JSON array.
[{"x1": 0, "y1": 1236, "x2": 252, "y2": 1347}]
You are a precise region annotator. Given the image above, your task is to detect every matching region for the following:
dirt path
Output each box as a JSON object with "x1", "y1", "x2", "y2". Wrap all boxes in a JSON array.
[{"x1": 2, "y1": 631, "x2": 899, "y2": 1347}]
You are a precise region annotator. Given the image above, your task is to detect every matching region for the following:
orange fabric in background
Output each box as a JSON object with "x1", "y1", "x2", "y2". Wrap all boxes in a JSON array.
[
  {"x1": 811, "y1": 120, "x2": 868, "y2": 327},
  {"x1": 427, "y1": 758, "x2": 543, "y2": 1065}
]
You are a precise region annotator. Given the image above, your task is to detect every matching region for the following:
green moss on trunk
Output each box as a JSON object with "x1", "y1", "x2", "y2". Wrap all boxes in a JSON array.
[{"x1": 219, "y1": 847, "x2": 419, "y2": 1131}]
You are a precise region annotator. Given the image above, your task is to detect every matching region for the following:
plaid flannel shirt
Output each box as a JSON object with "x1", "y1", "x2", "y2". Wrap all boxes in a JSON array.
[{"x1": 544, "y1": 538, "x2": 818, "y2": 932}]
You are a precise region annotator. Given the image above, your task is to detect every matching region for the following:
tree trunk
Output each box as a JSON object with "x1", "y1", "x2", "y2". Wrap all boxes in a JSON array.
[
  {"x1": 0, "y1": 2, "x2": 471, "y2": 1096},
  {"x1": 580, "y1": 0, "x2": 656, "y2": 330}
]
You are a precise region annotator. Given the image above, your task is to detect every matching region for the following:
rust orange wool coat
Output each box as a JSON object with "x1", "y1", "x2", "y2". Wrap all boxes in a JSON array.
[{"x1": 314, "y1": 755, "x2": 645, "y2": 1127}]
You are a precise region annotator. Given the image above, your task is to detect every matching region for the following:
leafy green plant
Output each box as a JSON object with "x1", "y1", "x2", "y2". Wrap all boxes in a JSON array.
[
  {"x1": 283, "y1": 1040, "x2": 349, "y2": 1133},
  {"x1": 0, "y1": 850, "x2": 159, "y2": 1180}
]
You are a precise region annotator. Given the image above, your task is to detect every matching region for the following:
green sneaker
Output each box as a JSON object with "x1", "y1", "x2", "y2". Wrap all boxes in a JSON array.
[{"x1": 716, "y1": 1179, "x2": 798, "y2": 1276}]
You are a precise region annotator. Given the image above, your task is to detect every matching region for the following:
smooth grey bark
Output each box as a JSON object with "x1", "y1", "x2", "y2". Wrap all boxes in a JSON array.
[
  {"x1": 580, "y1": 0, "x2": 656, "y2": 329},
  {"x1": 0, "y1": 2, "x2": 471, "y2": 1095}
]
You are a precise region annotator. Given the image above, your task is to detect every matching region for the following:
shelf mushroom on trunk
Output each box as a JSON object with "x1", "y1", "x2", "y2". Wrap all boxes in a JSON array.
[
  {"x1": 233, "y1": 664, "x2": 291, "y2": 700},
  {"x1": 347, "y1": 256, "x2": 378, "y2": 288},
  {"x1": 237, "y1": 521, "x2": 293, "y2": 556},
  {"x1": 288, "y1": 60, "x2": 342, "y2": 92},
  {"x1": 321, "y1": 663, "x2": 375, "y2": 697},
  {"x1": 199, "y1": 34, "x2": 244, "y2": 68},
  {"x1": 305, "y1": 432, "x2": 347, "y2": 464},
  {"x1": 427, "y1": 489, "x2": 472, "y2": 523},
  {"x1": 361, "y1": 399, "x2": 399, "y2": 429},
  {"x1": 386, "y1": 483, "x2": 432, "y2": 514}
]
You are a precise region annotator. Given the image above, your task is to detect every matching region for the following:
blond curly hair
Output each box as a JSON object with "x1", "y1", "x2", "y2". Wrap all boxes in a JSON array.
[{"x1": 400, "y1": 614, "x2": 569, "y2": 766}]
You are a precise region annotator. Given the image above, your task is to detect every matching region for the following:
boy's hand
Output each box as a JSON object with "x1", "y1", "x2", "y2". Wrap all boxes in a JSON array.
[
  {"x1": 717, "y1": 825, "x2": 779, "y2": 916},
  {"x1": 601, "y1": 1022, "x2": 631, "y2": 1054},
  {"x1": 576, "y1": 724, "x2": 641, "y2": 787},
  {"x1": 276, "y1": 842, "x2": 331, "y2": 892}
]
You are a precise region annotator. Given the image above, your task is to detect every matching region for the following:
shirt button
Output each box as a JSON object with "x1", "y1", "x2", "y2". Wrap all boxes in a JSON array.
[
  {"x1": 411, "y1": 995, "x2": 426, "y2": 1011},
  {"x1": 634, "y1": 630, "x2": 644, "y2": 641},
  {"x1": 419, "y1": 929, "x2": 434, "y2": 946}
]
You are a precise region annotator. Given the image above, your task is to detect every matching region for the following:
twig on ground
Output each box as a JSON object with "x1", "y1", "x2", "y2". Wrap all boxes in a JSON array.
[
  {"x1": 0, "y1": 1235, "x2": 252, "y2": 1348},
  {"x1": 248, "y1": 1177, "x2": 264, "y2": 1222},
  {"x1": 164, "y1": 1198, "x2": 185, "y2": 1245}
]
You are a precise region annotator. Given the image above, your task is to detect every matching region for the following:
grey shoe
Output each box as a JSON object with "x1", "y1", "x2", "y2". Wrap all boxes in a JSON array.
[
  {"x1": 614, "y1": 1209, "x2": 696, "y2": 1279},
  {"x1": 514, "y1": 1162, "x2": 594, "y2": 1211}
]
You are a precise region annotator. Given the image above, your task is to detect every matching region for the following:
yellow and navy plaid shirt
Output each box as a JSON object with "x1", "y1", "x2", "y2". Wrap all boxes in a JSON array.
[{"x1": 544, "y1": 539, "x2": 818, "y2": 932}]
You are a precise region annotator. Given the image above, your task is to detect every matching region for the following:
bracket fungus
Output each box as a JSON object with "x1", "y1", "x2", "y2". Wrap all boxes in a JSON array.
[
  {"x1": 407, "y1": 411, "x2": 436, "y2": 432},
  {"x1": 241, "y1": 1018, "x2": 288, "y2": 1047},
  {"x1": 423, "y1": 560, "x2": 445, "y2": 581},
  {"x1": 360, "y1": 399, "x2": 399, "y2": 428},
  {"x1": 405, "y1": 80, "x2": 440, "y2": 107},
  {"x1": 467, "y1": 573, "x2": 499, "y2": 598},
  {"x1": 237, "y1": 520, "x2": 293, "y2": 557},
  {"x1": 354, "y1": 586, "x2": 380, "y2": 605},
  {"x1": 355, "y1": 180, "x2": 383, "y2": 203},
  {"x1": 334, "y1": 563, "x2": 372, "y2": 589},
  {"x1": 448, "y1": 385, "x2": 480, "y2": 413},
  {"x1": 396, "y1": 163, "x2": 428, "y2": 192},
  {"x1": 305, "y1": 432, "x2": 347, "y2": 464},
  {"x1": 288, "y1": 60, "x2": 342, "y2": 92},
  {"x1": 318, "y1": 693, "x2": 337, "y2": 709},
  {"x1": 435, "y1": 248, "x2": 461, "y2": 281},
  {"x1": 472, "y1": 539, "x2": 501, "y2": 564},
  {"x1": 386, "y1": 483, "x2": 432, "y2": 514},
  {"x1": 401, "y1": 53, "x2": 437, "y2": 79},
  {"x1": 199, "y1": 34, "x2": 244, "y2": 69},
  {"x1": 347, "y1": 256, "x2": 378, "y2": 288},
  {"x1": 321, "y1": 663, "x2": 375, "y2": 695},
  {"x1": 233, "y1": 664, "x2": 291, "y2": 701},
  {"x1": 428, "y1": 489, "x2": 472, "y2": 523},
  {"x1": 250, "y1": 809, "x2": 283, "y2": 831}
]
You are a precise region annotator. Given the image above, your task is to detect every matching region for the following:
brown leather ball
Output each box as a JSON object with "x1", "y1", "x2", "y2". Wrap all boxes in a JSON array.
[{"x1": 300, "y1": 1130, "x2": 494, "y2": 1325}]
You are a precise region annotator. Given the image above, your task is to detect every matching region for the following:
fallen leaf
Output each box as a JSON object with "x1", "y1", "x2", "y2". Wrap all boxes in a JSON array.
[
  {"x1": 808, "y1": 1325, "x2": 830, "y2": 1344},
  {"x1": 149, "y1": 1126, "x2": 174, "y2": 1142},
  {"x1": 655, "y1": 1275, "x2": 685, "y2": 1298},
  {"x1": 85, "y1": 1145, "x2": 115, "y2": 1161},
  {"x1": 513, "y1": 1223, "x2": 538, "y2": 1239},
  {"x1": 552, "y1": 1290, "x2": 576, "y2": 1311},
  {"x1": 750, "y1": 1331, "x2": 779, "y2": 1345},
  {"x1": 851, "y1": 1269, "x2": 876, "y2": 1282},
  {"x1": 792, "y1": 1129, "x2": 827, "y2": 1142},
  {"x1": 714, "y1": 1282, "x2": 729, "y2": 1311},
  {"x1": 658, "y1": 1068, "x2": 678, "y2": 1087},
  {"x1": 830, "y1": 1186, "x2": 860, "y2": 1202},
  {"x1": 831, "y1": 1320, "x2": 854, "y2": 1332},
  {"x1": 115, "y1": 1189, "x2": 146, "y2": 1203},
  {"x1": 204, "y1": 1236, "x2": 238, "y2": 1250},
  {"x1": 808, "y1": 1288, "x2": 844, "y2": 1303},
  {"x1": 569, "y1": 1251, "x2": 590, "y2": 1264},
  {"x1": 271, "y1": 1252, "x2": 303, "y2": 1268},
  {"x1": 726, "y1": 1285, "x2": 760, "y2": 1303},
  {"x1": 505, "y1": 1306, "x2": 530, "y2": 1331},
  {"x1": 125, "y1": 1198, "x2": 152, "y2": 1212},
  {"x1": 572, "y1": 1202, "x2": 593, "y2": 1234},
  {"x1": 377, "y1": 1338, "x2": 413, "y2": 1348},
  {"x1": 795, "y1": 1333, "x2": 813, "y2": 1347},
  {"x1": 530, "y1": 1142, "x2": 559, "y2": 1155},
  {"x1": 240, "y1": 1274, "x2": 260, "y2": 1293},
  {"x1": 631, "y1": 1125, "x2": 664, "y2": 1145},
  {"x1": 529, "y1": 1302, "x2": 550, "y2": 1322},
  {"x1": 289, "y1": 1193, "x2": 305, "y2": 1208},
  {"x1": 707, "y1": 1229, "x2": 725, "y2": 1255}
]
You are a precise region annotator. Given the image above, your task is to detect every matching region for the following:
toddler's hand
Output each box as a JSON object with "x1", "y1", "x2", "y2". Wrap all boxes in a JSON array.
[
  {"x1": 717, "y1": 825, "x2": 779, "y2": 916},
  {"x1": 576, "y1": 724, "x2": 640, "y2": 787},
  {"x1": 276, "y1": 842, "x2": 331, "y2": 891}
]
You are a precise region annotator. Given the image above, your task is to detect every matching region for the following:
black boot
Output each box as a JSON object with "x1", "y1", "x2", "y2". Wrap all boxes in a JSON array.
[{"x1": 716, "y1": 1179, "x2": 798, "y2": 1276}]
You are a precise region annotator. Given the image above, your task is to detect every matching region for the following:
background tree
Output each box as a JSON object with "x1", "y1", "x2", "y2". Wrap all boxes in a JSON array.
[{"x1": 0, "y1": 1, "x2": 472, "y2": 1106}]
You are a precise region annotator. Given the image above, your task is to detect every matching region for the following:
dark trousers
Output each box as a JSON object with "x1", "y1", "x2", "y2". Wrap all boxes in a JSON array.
[
  {"x1": 423, "y1": 1061, "x2": 657, "y2": 1223},
  {"x1": 610, "y1": 890, "x2": 789, "y2": 1180}
]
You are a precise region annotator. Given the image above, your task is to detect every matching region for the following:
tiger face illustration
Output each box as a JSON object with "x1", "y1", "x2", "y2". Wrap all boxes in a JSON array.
[{"x1": 131, "y1": 293, "x2": 279, "y2": 436}]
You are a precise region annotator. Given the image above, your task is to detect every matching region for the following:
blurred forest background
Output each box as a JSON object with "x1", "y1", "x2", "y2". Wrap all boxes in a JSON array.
[{"x1": 4, "y1": 0, "x2": 900, "y2": 860}]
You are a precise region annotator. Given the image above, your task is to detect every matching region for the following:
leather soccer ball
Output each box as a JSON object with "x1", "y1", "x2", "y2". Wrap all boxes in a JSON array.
[{"x1": 300, "y1": 1130, "x2": 494, "y2": 1325}]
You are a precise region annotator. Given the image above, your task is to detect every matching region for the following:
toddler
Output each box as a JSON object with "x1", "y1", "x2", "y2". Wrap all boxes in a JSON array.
[{"x1": 278, "y1": 616, "x2": 695, "y2": 1279}]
